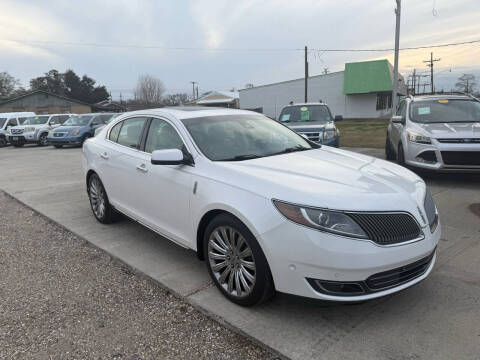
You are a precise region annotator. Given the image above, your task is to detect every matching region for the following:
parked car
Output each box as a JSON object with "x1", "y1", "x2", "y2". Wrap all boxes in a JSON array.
[
  {"x1": 277, "y1": 102, "x2": 342, "y2": 147},
  {"x1": 83, "y1": 107, "x2": 440, "y2": 306},
  {"x1": 48, "y1": 113, "x2": 114, "y2": 148},
  {"x1": 386, "y1": 93, "x2": 480, "y2": 171},
  {"x1": 93, "y1": 113, "x2": 121, "y2": 136},
  {"x1": 0, "y1": 112, "x2": 35, "y2": 147},
  {"x1": 9, "y1": 114, "x2": 73, "y2": 147}
]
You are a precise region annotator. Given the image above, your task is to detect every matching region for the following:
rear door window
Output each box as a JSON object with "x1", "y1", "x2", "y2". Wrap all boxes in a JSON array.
[{"x1": 116, "y1": 117, "x2": 148, "y2": 149}]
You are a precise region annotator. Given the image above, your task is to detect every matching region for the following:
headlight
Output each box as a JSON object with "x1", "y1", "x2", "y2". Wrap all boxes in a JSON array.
[
  {"x1": 69, "y1": 129, "x2": 81, "y2": 136},
  {"x1": 323, "y1": 129, "x2": 337, "y2": 140},
  {"x1": 407, "y1": 130, "x2": 431, "y2": 144},
  {"x1": 273, "y1": 200, "x2": 368, "y2": 239}
]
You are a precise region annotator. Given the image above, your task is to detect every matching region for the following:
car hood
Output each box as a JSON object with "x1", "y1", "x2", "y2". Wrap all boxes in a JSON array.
[
  {"x1": 285, "y1": 121, "x2": 335, "y2": 132},
  {"x1": 11, "y1": 124, "x2": 46, "y2": 130},
  {"x1": 206, "y1": 147, "x2": 427, "y2": 217},
  {"x1": 416, "y1": 122, "x2": 480, "y2": 138},
  {"x1": 53, "y1": 126, "x2": 84, "y2": 133}
]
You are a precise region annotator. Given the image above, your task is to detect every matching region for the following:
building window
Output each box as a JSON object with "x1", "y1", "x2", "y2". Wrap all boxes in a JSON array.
[{"x1": 376, "y1": 93, "x2": 392, "y2": 110}]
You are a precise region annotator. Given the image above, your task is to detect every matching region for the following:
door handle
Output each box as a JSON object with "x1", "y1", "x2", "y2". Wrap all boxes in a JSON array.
[
  {"x1": 136, "y1": 163, "x2": 148, "y2": 173},
  {"x1": 100, "y1": 152, "x2": 109, "y2": 160}
]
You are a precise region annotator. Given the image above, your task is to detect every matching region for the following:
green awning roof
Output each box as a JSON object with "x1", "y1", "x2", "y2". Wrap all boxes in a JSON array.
[{"x1": 343, "y1": 60, "x2": 393, "y2": 95}]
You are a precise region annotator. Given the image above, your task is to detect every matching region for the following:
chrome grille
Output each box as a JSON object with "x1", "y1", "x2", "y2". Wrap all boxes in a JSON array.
[
  {"x1": 298, "y1": 131, "x2": 321, "y2": 142},
  {"x1": 11, "y1": 128, "x2": 24, "y2": 134},
  {"x1": 437, "y1": 138, "x2": 480, "y2": 143},
  {"x1": 347, "y1": 212, "x2": 422, "y2": 245}
]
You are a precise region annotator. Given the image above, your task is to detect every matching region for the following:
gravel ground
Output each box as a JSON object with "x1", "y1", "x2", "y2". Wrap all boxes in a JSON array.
[{"x1": 0, "y1": 192, "x2": 276, "y2": 360}]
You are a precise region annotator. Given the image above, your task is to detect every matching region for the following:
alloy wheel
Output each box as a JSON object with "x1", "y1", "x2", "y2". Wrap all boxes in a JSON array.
[
  {"x1": 39, "y1": 134, "x2": 48, "y2": 146},
  {"x1": 207, "y1": 226, "x2": 256, "y2": 298},
  {"x1": 89, "y1": 176, "x2": 106, "y2": 219}
]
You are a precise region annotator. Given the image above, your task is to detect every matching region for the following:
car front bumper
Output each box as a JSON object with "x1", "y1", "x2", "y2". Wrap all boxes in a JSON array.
[
  {"x1": 259, "y1": 214, "x2": 440, "y2": 301},
  {"x1": 404, "y1": 140, "x2": 480, "y2": 171},
  {"x1": 9, "y1": 132, "x2": 38, "y2": 144},
  {"x1": 47, "y1": 135, "x2": 83, "y2": 145}
]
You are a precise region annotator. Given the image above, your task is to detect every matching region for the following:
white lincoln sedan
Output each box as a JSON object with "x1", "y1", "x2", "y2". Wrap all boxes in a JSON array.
[{"x1": 83, "y1": 107, "x2": 440, "y2": 306}]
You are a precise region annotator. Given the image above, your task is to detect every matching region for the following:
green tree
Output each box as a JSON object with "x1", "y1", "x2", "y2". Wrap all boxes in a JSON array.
[
  {"x1": 30, "y1": 70, "x2": 66, "y2": 95},
  {"x1": 30, "y1": 69, "x2": 109, "y2": 103}
]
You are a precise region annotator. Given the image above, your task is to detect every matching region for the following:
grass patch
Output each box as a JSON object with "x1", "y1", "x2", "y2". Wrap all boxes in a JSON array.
[{"x1": 337, "y1": 118, "x2": 389, "y2": 148}]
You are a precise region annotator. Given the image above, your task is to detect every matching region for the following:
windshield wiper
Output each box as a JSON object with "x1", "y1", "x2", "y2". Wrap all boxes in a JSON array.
[
  {"x1": 218, "y1": 154, "x2": 263, "y2": 161},
  {"x1": 269, "y1": 145, "x2": 311, "y2": 156}
]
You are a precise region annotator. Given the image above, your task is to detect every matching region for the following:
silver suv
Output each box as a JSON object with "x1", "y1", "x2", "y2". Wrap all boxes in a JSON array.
[
  {"x1": 386, "y1": 94, "x2": 480, "y2": 171},
  {"x1": 9, "y1": 114, "x2": 74, "y2": 147}
]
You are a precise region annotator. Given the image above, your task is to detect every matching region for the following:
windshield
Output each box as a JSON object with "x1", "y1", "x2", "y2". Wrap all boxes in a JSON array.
[
  {"x1": 22, "y1": 116, "x2": 50, "y2": 125},
  {"x1": 279, "y1": 105, "x2": 332, "y2": 123},
  {"x1": 63, "y1": 115, "x2": 93, "y2": 126},
  {"x1": 410, "y1": 99, "x2": 480, "y2": 123},
  {"x1": 0, "y1": 118, "x2": 6, "y2": 128},
  {"x1": 181, "y1": 114, "x2": 315, "y2": 161}
]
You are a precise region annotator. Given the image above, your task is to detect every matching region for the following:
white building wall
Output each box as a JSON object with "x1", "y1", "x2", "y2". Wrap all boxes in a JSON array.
[{"x1": 240, "y1": 72, "x2": 391, "y2": 119}]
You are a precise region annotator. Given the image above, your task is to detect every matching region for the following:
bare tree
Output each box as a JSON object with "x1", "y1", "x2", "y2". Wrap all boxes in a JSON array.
[
  {"x1": 135, "y1": 74, "x2": 165, "y2": 106},
  {"x1": 0, "y1": 72, "x2": 22, "y2": 99},
  {"x1": 162, "y1": 93, "x2": 189, "y2": 106},
  {"x1": 455, "y1": 74, "x2": 477, "y2": 93}
]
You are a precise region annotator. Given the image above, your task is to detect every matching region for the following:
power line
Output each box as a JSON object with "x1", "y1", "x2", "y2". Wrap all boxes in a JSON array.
[{"x1": 2, "y1": 37, "x2": 480, "y2": 53}]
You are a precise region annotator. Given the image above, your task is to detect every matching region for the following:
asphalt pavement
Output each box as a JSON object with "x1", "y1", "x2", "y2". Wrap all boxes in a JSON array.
[{"x1": 1, "y1": 144, "x2": 479, "y2": 360}]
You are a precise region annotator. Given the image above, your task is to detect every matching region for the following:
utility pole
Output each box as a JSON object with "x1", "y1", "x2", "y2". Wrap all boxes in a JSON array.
[
  {"x1": 304, "y1": 46, "x2": 308, "y2": 102},
  {"x1": 423, "y1": 52, "x2": 440, "y2": 94},
  {"x1": 323, "y1": 68, "x2": 329, "y2": 75},
  {"x1": 190, "y1": 81, "x2": 197, "y2": 99},
  {"x1": 392, "y1": 0, "x2": 401, "y2": 111},
  {"x1": 196, "y1": 85, "x2": 199, "y2": 99},
  {"x1": 412, "y1": 69, "x2": 416, "y2": 95}
]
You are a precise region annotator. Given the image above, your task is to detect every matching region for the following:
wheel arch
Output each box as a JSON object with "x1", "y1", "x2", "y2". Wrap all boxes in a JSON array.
[{"x1": 195, "y1": 206, "x2": 262, "y2": 261}]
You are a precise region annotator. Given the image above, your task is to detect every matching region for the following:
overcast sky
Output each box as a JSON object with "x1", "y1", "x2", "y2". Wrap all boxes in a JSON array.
[{"x1": 1, "y1": 0, "x2": 479, "y2": 100}]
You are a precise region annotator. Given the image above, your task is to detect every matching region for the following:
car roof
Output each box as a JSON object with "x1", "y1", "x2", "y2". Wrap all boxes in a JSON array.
[
  {"x1": 410, "y1": 94, "x2": 475, "y2": 102},
  {"x1": 114, "y1": 107, "x2": 259, "y2": 120}
]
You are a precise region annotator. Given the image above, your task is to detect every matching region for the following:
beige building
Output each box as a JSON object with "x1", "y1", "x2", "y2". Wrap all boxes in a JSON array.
[{"x1": 0, "y1": 90, "x2": 92, "y2": 114}]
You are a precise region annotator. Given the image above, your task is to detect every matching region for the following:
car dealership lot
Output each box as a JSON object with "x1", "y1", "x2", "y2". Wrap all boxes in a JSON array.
[{"x1": 1, "y1": 145, "x2": 479, "y2": 360}]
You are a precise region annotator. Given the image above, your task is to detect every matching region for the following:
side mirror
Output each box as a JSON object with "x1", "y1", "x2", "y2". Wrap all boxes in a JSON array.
[
  {"x1": 334, "y1": 115, "x2": 343, "y2": 122},
  {"x1": 151, "y1": 149, "x2": 190, "y2": 166},
  {"x1": 392, "y1": 115, "x2": 405, "y2": 124}
]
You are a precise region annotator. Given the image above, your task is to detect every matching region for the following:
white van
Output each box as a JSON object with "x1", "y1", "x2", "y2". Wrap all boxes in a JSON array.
[{"x1": 0, "y1": 112, "x2": 36, "y2": 147}]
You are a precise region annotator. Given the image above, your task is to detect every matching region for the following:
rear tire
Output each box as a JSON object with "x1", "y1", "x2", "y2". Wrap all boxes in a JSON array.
[
  {"x1": 204, "y1": 213, "x2": 275, "y2": 306},
  {"x1": 87, "y1": 173, "x2": 117, "y2": 224}
]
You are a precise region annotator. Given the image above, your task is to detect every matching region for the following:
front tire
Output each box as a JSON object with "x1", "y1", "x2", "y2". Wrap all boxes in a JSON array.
[
  {"x1": 204, "y1": 214, "x2": 274, "y2": 306},
  {"x1": 385, "y1": 136, "x2": 395, "y2": 160},
  {"x1": 0, "y1": 136, "x2": 7, "y2": 148},
  {"x1": 38, "y1": 133, "x2": 48, "y2": 146},
  {"x1": 397, "y1": 142, "x2": 406, "y2": 167},
  {"x1": 88, "y1": 173, "x2": 117, "y2": 224}
]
